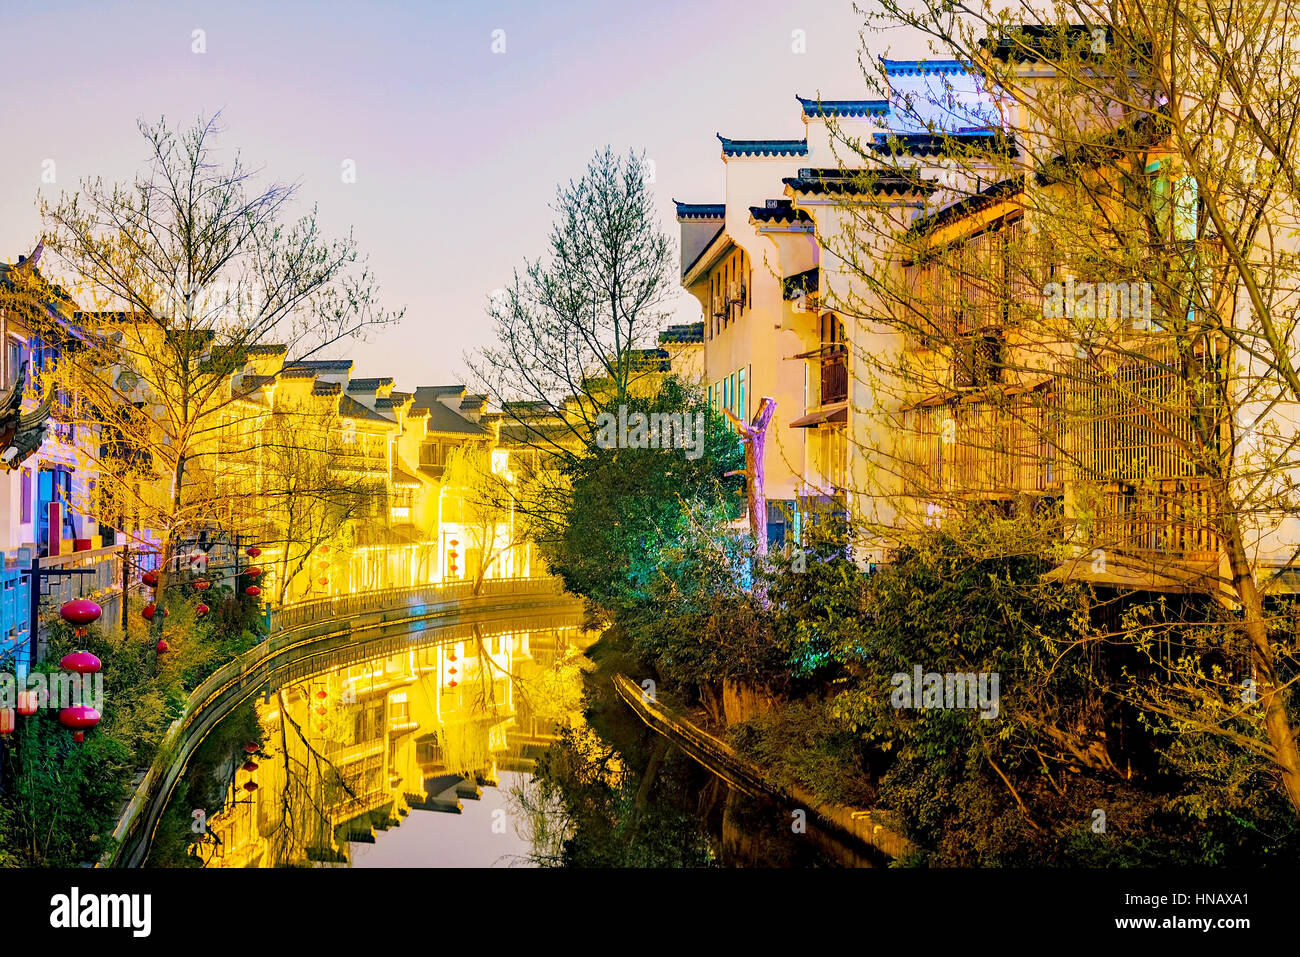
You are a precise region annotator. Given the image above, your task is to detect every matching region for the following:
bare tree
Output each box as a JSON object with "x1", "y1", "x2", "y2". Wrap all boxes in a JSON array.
[
  {"x1": 469, "y1": 146, "x2": 677, "y2": 462},
  {"x1": 32, "y1": 115, "x2": 401, "y2": 642}
]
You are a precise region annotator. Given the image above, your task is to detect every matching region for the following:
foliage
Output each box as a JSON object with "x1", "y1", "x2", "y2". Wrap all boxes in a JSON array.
[
  {"x1": 0, "y1": 597, "x2": 266, "y2": 866},
  {"x1": 538, "y1": 377, "x2": 743, "y2": 617}
]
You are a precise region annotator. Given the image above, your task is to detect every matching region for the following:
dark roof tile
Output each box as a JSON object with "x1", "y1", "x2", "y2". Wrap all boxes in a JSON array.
[{"x1": 718, "y1": 135, "x2": 808, "y2": 157}]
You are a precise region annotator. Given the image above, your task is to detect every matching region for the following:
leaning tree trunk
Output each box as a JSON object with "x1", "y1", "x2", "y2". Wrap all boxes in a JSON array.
[
  {"x1": 724, "y1": 397, "x2": 776, "y2": 556},
  {"x1": 1222, "y1": 510, "x2": 1300, "y2": 820}
]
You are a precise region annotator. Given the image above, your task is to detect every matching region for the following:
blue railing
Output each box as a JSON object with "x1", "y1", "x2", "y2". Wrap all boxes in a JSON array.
[{"x1": 0, "y1": 550, "x2": 33, "y2": 673}]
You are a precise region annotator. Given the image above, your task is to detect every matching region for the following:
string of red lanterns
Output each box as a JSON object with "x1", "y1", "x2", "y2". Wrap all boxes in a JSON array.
[{"x1": 54, "y1": 601, "x2": 105, "y2": 744}]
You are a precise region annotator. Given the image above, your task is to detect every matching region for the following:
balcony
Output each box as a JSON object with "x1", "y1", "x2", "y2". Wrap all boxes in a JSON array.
[{"x1": 1088, "y1": 478, "x2": 1220, "y2": 563}]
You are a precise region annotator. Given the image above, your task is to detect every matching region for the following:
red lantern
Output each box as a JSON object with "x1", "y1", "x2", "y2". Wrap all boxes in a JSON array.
[
  {"x1": 59, "y1": 705, "x2": 101, "y2": 743},
  {"x1": 246, "y1": 546, "x2": 262, "y2": 558},
  {"x1": 59, "y1": 650, "x2": 102, "y2": 674},
  {"x1": 315, "y1": 706, "x2": 326, "y2": 716},
  {"x1": 193, "y1": 579, "x2": 210, "y2": 590},
  {"x1": 0, "y1": 708, "x2": 14, "y2": 735},
  {"x1": 448, "y1": 652, "x2": 457, "y2": 662},
  {"x1": 245, "y1": 585, "x2": 261, "y2": 597},
  {"x1": 246, "y1": 566, "x2": 263, "y2": 578},
  {"x1": 448, "y1": 679, "x2": 458, "y2": 688},
  {"x1": 448, "y1": 666, "x2": 457, "y2": 675},
  {"x1": 195, "y1": 602, "x2": 210, "y2": 616},
  {"x1": 318, "y1": 577, "x2": 329, "y2": 587},
  {"x1": 59, "y1": 599, "x2": 102, "y2": 637},
  {"x1": 242, "y1": 760, "x2": 258, "y2": 772},
  {"x1": 155, "y1": 639, "x2": 169, "y2": 653},
  {"x1": 319, "y1": 545, "x2": 330, "y2": 555},
  {"x1": 315, "y1": 690, "x2": 327, "y2": 700},
  {"x1": 244, "y1": 742, "x2": 260, "y2": 754},
  {"x1": 16, "y1": 691, "x2": 38, "y2": 716},
  {"x1": 142, "y1": 604, "x2": 157, "y2": 621},
  {"x1": 243, "y1": 781, "x2": 258, "y2": 793},
  {"x1": 142, "y1": 570, "x2": 158, "y2": 588}
]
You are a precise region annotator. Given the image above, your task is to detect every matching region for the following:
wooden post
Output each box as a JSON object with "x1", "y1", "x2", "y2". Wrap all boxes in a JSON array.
[{"x1": 723, "y1": 397, "x2": 776, "y2": 555}]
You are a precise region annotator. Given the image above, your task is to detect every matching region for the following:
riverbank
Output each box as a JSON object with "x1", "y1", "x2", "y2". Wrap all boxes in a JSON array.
[{"x1": 610, "y1": 673, "x2": 913, "y2": 862}]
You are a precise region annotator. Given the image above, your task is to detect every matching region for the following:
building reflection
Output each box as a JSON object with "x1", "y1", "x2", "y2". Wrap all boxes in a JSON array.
[{"x1": 194, "y1": 622, "x2": 593, "y2": 867}]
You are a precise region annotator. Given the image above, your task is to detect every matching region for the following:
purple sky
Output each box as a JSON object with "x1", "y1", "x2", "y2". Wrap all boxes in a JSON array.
[{"x1": 0, "y1": 0, "x2": 921, "y2": 390}]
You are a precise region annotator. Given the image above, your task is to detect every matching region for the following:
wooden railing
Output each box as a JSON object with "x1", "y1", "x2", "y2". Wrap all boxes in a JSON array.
[
  {"x1": 268, "y1": 576, "x2": 563, "y2": 632},
  {"x1": 903, "y1": 395, "x2": 1058, "y2": 499},
  {"x1": 1087, "y1": 478, "x2": 1220, "y2": 562}
]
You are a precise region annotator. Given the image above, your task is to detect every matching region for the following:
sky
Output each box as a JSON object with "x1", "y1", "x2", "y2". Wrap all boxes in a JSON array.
[{"x1": 0, "y1": 0, "x2": 928, "y2": 391}]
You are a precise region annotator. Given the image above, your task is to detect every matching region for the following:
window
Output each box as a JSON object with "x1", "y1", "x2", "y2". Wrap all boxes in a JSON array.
[
  {"x1": 1150, "y1": 162, "x2": 1199, "y2": 242},
  {"x1": 737, "y1": 367, "x2": 747, "y2": 423},
  {"x1": 390, "y1": 691, "x2": 409, "y2": 722},
  {"x1": 20, "y1": 468, "x2": 31, "y2": 524}
]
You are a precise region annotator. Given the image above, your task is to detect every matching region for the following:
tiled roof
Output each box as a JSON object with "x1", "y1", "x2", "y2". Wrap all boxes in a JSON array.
[
  {"x1": 459, "y1": 393, "x2": 488, "y2": 413},
  {"x1": 868, "y1": 130, "x2": 1017, "y2": 158},
  {"x1": 674, "y1": 201, "x2": 726, "y2": 221},
  {"x1": 423, "y1": 401, "x2": 489, "y2": 437},
  {"x1": 500, "y1": 400, "x2": 556, "y2": 417},
  {"x1": 286, "y1": 359, "x2": 354, "y2": 373},
  {"x1": 659, "y1": 322, "x2": 704, "y2": 344},
  {"x1": 279, "y1": 367, "x2": 318, "y2": 380},
  {"x1": 877, "y1": 57, "x2": 967, "y2": 76},
  {"x1": 412, "y1": 385, "x2": 465, "y2": 402},
  {"x1": 718, "y1": 135, "x2": 808, "y2": 157},
  {"x1": 629, "y1": 348, "x2": 670, "y2": 372},
  {"x1": 347, "y1": 377, "x2": 394, "y2": 391},
  {"x1": 338, "y1": 393, "x2": 396, "y2": 424},
  {"x1": 312, "y1": 381, "x2": 342, "y2": 396},
  {"x1": 905, "y1": 175, "x2": 1025, "y2": 239},
  {"x1": 749, "y1": 199, "x2": 813, "y2": 224},
  {"x1": 374, "y1": 394, "x2": 413, "y2": 410},
  {"x1": 796, "y1": 96, "x2": 890, "y2": 118},
  {"x1": 233, "y1": 374, "x2": 275, "y2": 396},
  {"x1": 978, "y1": 25, "x2": 1114, "y2": 62},
  {"x1": 244, "y1": 344, "x2": 287, "y2": 357},
  {"x1": 782, "y1": 168, "x2": 933, "y2": 197}
]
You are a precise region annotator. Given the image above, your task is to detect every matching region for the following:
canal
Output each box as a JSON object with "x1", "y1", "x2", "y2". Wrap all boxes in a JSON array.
[{"x1": 147, "y1": 611, "x2": 872, "y2": 867}]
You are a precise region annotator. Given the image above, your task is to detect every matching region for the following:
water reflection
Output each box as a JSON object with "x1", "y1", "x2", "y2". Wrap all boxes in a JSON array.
[
  {"x1": 165, "y1": 614, "x2": 871, "y2": 868},
  {"x1": 188, "y1": 618, "x2": 593, "y2": 867}
]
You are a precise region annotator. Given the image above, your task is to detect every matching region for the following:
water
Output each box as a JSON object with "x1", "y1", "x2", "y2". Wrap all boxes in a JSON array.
[{"x1": 151, "y1": 613, "x2": 872, "y2": 867}]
